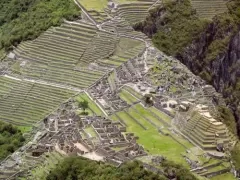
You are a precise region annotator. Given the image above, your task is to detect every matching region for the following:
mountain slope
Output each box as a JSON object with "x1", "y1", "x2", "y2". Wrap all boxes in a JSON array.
[
  {"x1": 134, "y1": 0, "x2": 240, "y2": 172},
  {"x1": 0, "y1": 0, "x2": 80, "y2": 51}
]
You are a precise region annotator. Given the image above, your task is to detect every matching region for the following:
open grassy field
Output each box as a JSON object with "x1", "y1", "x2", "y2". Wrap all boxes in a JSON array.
[
  {"x1": 85, "y1": 126, "x2": 98, "y2": 137},
  {"x1": 111, "y1": 104, "x2": 193, "y2": 166},
  {"x1": 75, "y1": 93, "x2": 105, "y2": 116},
  {"x1": 78, "y1": 0, "x2": 108, "y2": 11}
]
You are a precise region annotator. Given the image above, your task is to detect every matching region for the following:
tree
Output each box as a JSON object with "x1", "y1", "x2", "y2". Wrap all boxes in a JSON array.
[
  {"x1": 144, "y1": 94, "x2": 154, "y2": 106},
  {"x1": 78, "y1": 100, "x2": 89, "y2": 115}
]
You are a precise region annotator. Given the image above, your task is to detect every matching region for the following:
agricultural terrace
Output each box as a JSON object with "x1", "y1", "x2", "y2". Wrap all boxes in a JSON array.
[
  {"x1": 10, "y1": 21, "x2": 106, "y2": 89},
  {"x1": 78, "y1": 0, "x2": 108, "y2": 11},
  {"x1": 112, "y1": 0, "x2": 161, "y2": 25},
  {"x1": 191, "y1": 0, "x2": 227, "y2": 19},
  {"x1": 98, "y1": 37, "x2": 145, "y2": 68},
  {"x1": 0, "y1": 76, "x2": 74, "y2": 126},
  {"x1": 77, "y1": 0, "x2": 109, "y2": 23},
  {"x1": 110, "y1": 103, "x2": 193, "y2": 165}
]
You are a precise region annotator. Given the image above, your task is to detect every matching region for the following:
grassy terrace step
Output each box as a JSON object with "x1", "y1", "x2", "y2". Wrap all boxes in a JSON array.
[
  {"x1": 34, "y1": 38, "x2": 87, "y2": 51},
  {"x1": 119, "y1": 89, "x2": 139, "y2": 104},
  {"x1": 84, "y1": 126, "x2": 98, "y2": 137},
  {"x1": 98, "y1": 59, "x2": 122, "y2": 67},
  {"x1": 19, "y1": 44, "x2": 81, "y2": 61},
  {"x1": 21, "y1": 66, "x2": 101, "y2": 82},
  {"x1": 148, "y1": 106, "x2": 172, "y2": 125},
  {"x1": 62, "y1": 23, "x2": 97, "y2": 33},
  {"x1": 40, "y1": 33, "x2": 90, "y2": 45},
  {"x1": 44, "y1": 29, "x2": 93, "y2": 43},
  {"x1": 133, "y1": 104, "x2": 164, "y2": 127},
  {"x1": 22, "y1": 40, "x2": 85, "y2": 57},
  {"x1": 127, "y1": 107, "x2": 154, "y2": 129},
  {"x1": 191, "y1": 0, "x2": 227, "y2": 19},
  {"x1": 53, "y1": 27, "x2": 96, "y2": 40}
]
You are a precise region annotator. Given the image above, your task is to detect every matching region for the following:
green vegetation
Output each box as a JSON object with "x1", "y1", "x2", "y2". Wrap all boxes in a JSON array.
[
  {"x1": 18, "y1": 126, "x2": 32, "y2": 133},
  {"x1": 46, "y1": 157, "x2": 165, "y2": 180},
  {"x1": 218, "y1": 106, "x2": 237, "y2": 135},
  {"x1": 30, "y1": 151, "x2": 64, "y2": 179},
  {"x1": 0, "y1": 121, "x2": 25, "y2": 160},
  {"x1": 75, "y1": 93, "x2": 105, "y2": 116},
  {"x1": 78, "y1": 99, "x2": 89, "y2": 115},
  {"x1": 211, "y1": 173, "x2": 236, "y2": 180},
  {"x1": 46, "y1": 156, "x2": 197, "y2": 180},
  {"x1": 85, "y1": 126, "x2": 97, "y2": 137},
  {"x1": 134, "y1": 0, "x2": 208, "y2": 55},
  {"x1": 231, "y1": 142, "x2": 240, "y2": 170},
  {"x1": 0, "y1": 0, "x2": 80, "y2": 51},
  {"x1": 119, "y1": 89, "x2": 139, "y2": 104},
  {"x1": 112, "y1": 105, "x2": 193, "y2": 165}
]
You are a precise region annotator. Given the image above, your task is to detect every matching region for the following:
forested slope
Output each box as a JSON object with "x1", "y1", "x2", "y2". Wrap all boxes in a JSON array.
[
  {"x1": 0, "y1": 121, "x2": 25, "y2": 160},
  {"x1": 46, "y1": 156, "x2": 197, "y2": 180},
  {"x1": 0, "y1": 0, "x2": 80, "y2": 51}
]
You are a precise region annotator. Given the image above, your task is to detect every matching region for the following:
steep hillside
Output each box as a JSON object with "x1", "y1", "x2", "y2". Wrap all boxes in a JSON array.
[
  {"x1": 134, "y1": 0, "x2": 240, "y2": 134},
  {"x1": 0, "y1": 0, "x2": 238, "y2": 179},
  {"x1": 0, "y1": 0, "x2": 80, "y2": 51},
  {"x1": 46, "y1": 156, "x2": 196, "y2": 180},
  {"x1": 134, "y1": 0, "x2": 240, "y2": 172},
  {"x1": 0, "y1": 121, "x2": 25, "y2": 160}
]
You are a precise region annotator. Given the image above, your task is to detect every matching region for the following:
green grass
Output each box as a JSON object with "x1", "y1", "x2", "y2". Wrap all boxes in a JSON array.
[
  {"x1": 78, "y1": 0, "x2": 108, "y2": 11},
  {"x1": 30, "y1": 152, "x2": 64, "y2": 179},
  {"x1": 76, "y1": 93, "x2": 104, "y2": 116},
  {"x1": 110, "y1": 114, "x2": 119, "y2": 121},
  {"x1": 85, "y1": 126, "x2": 97, "y2": 137},
  {"x1": 113, "y1": 110, "x2": 189, "y2": 166},
  {"x1": 133, "y1": 104, "x2": 164, "y2": 127},
  {"x1": 148, "y1": 106, "x2": 172, "y2": 124},
  {"x1": 119, "y1": 89, "x2": 139, "y2": 104},
  {"x1": 76, "y1": 109, "x2": 93, "y2": 116},
  {"x1": 210, "y1": 173, "x2": 236, "y2": 180},
  {"x1": 18, "y1": 126, "x2": 32, "y2": 133},
  {"x1": 123, "y1": 86, "x2": 143, "y2": 99}
]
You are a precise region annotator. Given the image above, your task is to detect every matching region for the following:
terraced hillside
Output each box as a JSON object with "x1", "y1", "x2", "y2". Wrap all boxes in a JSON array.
[
  {"x1": 0, "y1": 76, "x2": 75, "y2": 126},
  {"x1": 113, "y1": 1, "x2": 159, "y2": 25},
  {"x1": 0, "y1": 0, "x2": 238, "y2": 179},
  {"x1": 0, "y1": 0, "x2": 150, "y2": 128},
  {"x1": 10, "y1": 21, "x2": 105, "y2": 89},
  {"x1": 191, "y1": 0, "x2": 228, "y2": 19}
]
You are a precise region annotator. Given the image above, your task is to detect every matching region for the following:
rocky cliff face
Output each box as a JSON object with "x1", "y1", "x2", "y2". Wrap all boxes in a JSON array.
[{"x1": 177, "y1": 22, "x2": 240, "y2": 135}]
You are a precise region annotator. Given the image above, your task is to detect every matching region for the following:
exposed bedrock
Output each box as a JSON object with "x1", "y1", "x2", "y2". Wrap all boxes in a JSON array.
[{"x1": 176, "y1": 23, "x2": 240, "y2": 136}]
